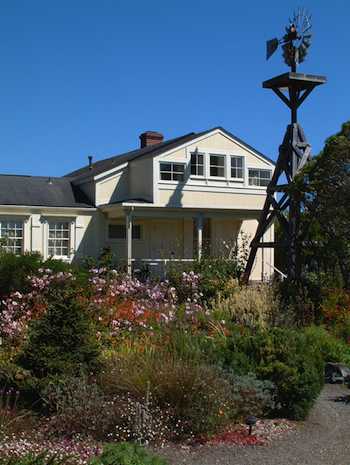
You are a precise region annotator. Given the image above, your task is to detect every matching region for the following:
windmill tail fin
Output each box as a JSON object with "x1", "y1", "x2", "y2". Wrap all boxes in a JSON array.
[{"x1": 266, "y1": 38, "x2": 279, "y2": 60}]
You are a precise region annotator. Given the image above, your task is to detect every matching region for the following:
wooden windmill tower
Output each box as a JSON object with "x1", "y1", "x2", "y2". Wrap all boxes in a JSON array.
[{"x1": 242, "y1": 9, "x2": 326, "y2": 283}]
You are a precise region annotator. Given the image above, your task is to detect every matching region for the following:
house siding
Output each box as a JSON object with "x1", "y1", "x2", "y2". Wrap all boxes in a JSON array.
[{"x1": 0, "y1": 128, "x2": 275, "y2": 281}]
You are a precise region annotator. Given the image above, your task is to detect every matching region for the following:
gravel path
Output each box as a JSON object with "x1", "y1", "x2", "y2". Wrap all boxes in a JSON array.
[{"x1": 158, "y1": 384, "x2": 350, "y2": 465}]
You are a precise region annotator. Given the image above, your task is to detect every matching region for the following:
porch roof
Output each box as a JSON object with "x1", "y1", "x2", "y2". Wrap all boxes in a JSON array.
[{"x1": 100, "y1": 201, "x2": 262, "y2": 219}]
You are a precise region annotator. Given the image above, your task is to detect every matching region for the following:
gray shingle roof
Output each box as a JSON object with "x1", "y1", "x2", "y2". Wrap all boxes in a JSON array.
[
  {"x1": 65, "y1": 131, "x2": 200, "y2": 180},
  {"x1": 65, "y1": 126, "x2": 275, "y2": 181},
  {"x1": 0, "y1": 126, "x2": 274, "y2": 209},
  {"x1": 0, "y1": 175, "x2": 94, "y2": 208}
]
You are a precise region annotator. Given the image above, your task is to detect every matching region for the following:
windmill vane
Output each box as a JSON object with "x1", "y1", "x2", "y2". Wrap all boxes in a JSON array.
[{"x1": 266, "y1": 8, "x2": 312, "y2": 71}]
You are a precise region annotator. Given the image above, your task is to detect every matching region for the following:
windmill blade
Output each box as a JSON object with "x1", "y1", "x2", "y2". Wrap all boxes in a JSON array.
[
  {"x1": 302, "y1": 22, "x2": 312, "y2": 34},
  {"x1": 302, "y1": 36, "x2": 311, "y2": 47},
  {"x1": 266, "y1": 38, "x2": 279, "y2": 60}
]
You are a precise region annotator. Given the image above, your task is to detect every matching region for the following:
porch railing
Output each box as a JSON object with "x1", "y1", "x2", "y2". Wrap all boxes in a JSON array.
[{"x1": 131, "y1": 258, "x2": 195, "y2": 278}]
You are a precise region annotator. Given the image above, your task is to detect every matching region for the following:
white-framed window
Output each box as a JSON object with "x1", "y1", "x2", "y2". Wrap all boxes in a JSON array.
[
  {"x1": 108, "y1": 224, "x2": 142, "y2": 240},
  {"x1": 230, "y1": 156, "x2": 244, "y2": 179},
  {"x1": 248, "y1": 168, "x2": 272, "y2": 187},
  {"x1": 159, "y1": 162, "x2": 185, "y2": 181},
  {"x1": 48, "y1": 221, "x2": 71, "y2": 258},
  {"x1": 190, "y1": 152, "x2": 205, "y2": 176},
  {"x1": 0, "y1": 219, "x2": 23, "y2": 254},
  {"x1": 209, "y1": 154, "x2": 225, "y2": 177}
]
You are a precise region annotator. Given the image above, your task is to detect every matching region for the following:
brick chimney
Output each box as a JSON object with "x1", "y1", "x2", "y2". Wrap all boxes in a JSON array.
[{"x1": 139, "y1": 131, "x2": 164, "y2": 148}]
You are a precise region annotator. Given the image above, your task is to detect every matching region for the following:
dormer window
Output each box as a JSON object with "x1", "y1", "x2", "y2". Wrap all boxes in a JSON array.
[
  {"x1": 190, "y1": 152, "x2": 204, "y2": 176},
  {"x1": 160, "y1": 162, "x2": 185, "y2": 182},
  {"x1": 209, "y1": 154, "x2": 225, "y2": 177},
  {"x1": 230, "y1": 156, "x2": 244, "y2": 179},
  {"x1": 248, "y1": 168, "x2": 272, "y2": 187}
]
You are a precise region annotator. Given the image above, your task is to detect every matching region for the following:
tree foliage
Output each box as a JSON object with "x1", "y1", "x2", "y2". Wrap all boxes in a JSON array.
[{"x1": 300, "y1": 121, "x2": 350, "y2": 288}]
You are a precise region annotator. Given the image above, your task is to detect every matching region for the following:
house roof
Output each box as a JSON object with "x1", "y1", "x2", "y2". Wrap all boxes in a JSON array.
[
  {"x1": 0, "y1": 127, "x2": 274, "y2": 209},
  {"x1": 0, "y1": 175, "x2": 94, "y2": 208},
  {"x1": 65, "y1": 126, "x2": 275, "y2": 181}
]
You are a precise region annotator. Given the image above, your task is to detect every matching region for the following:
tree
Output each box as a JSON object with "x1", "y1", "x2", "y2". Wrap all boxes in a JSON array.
[
  {"x1": 301, "y1": 121, "x2": 350, "y2": 288},
  {"x1": 18, "y1": 286, "x2": 101, "y2": 377}
]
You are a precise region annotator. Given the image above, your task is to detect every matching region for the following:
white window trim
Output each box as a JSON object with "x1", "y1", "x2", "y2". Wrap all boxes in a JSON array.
[
  {"x1": 209, "y1": 153, "x2": 226, "y2": 180},
  {"x1": 0, "y1": 216, "x2": 26, "y2": 255},
  {"x1": 230, "y1": 155, "x2": 245, "y2": 181},
  {"x1": 158, "y1": 161, "x2": 186, "y2": 184},
  {"x1": 43, "y1": 217, "x2": 76, "y2": 261},
  {"x1": 247, "y1": 167, "x2": 272, "y2": 189},
  {"x1": 189, "y1": 150, "x2": 206, "y2": 179}
]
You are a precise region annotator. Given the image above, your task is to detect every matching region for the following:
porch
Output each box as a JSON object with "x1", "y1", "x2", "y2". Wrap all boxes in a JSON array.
[{"x1": 100, "y1": 203, "x2": 274, "y2": 280}]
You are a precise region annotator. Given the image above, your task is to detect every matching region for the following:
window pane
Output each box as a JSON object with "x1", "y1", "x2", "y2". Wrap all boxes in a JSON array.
[
  {"x1": 230, "y1": 156, "x2": 244, "y2": 179},
  {"x1": 210, "y1": 155, "x2": 225, "y2": 167},
  {"x1": 173, "y1": 164, "x2": 184, "y2": 173},
  {"x1": 0, "y1": 219, "x2": 23, "y2": 254},
  {"x1": 210, "y1": 155, "x2": 225, "y2": 177},
  {"x1": 48, "y1": 221, "x2": 70, "y2": 257},
  {"x1": 160, "y1": 162, "x2": 185, "y2": 181},
  {"x1": 248, "y1": 169, "x2": 272, "y2": 187},
  {"x1": 173, "y1": 173, "x2": 184, "y2": 181},
  {"x1": 160, "y1": 163, "x2": 172, "y2": 172},
  {"x1": 108, "y1": 224, "x2": 126, "y2": 239},
  {"x1": 108, "y1": 224, "x2": 142, "y2": 240},
  {"x1": 160, "y1": 172, "x2": 171, "y2": 181},
  {"x1": 231, "y1": 167, "x2": 243, "y2": 178},
  {"x1": 191, "y1": 153, "x2": 205, "y2": 176},
  {"x1": 210, "y1": 166, "x2": 225, "y2": 177}
]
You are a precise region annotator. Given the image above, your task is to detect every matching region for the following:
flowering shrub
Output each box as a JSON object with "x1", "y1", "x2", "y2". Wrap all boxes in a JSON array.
[
  {"x1": 88, "y1": 269, "x2": 178, "y2": 334},
  {"x1": 100, "y1": 353, "x2": 237, "y2": 439},
  {"x1": 0, "y1": 436, "x2": 101, "y2": 465},
  {"x1": 0, "y1": 268, "x2": 205, "y2": 347},
  {"x1": 0, "y1": 270, "x2": 75, "y2": 344},
  {"x1": 42, "y1": 374, "x2": 171, "y2": 444}
]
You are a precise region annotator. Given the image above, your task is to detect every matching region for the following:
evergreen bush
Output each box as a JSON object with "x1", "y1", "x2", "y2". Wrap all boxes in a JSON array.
[
  {"x1": 17, "y1": 287, "x2": 100, "y2": 378},
  {"x1": 89, "y1": 443, "x2": 168, "y2": 465},
  {"x1": 222, "y1": 328, "x2": 324, "y2": 419}
]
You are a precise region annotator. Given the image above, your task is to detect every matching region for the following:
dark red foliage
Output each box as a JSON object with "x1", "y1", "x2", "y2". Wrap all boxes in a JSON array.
[{"x1": 194, "y1": 428, "x2": 265, "y2": 446}]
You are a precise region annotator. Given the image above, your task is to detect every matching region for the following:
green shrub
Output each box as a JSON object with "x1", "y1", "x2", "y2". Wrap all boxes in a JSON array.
[
  {"x1": 90, "y1": 443, "x2": 168, "y2": 465},
  {"x1": 0, "y1": 252, "x2": 42, "y2": 298},
  {"x1": 0, "y1": 453, "x2": 67, "y2": 465},
  {"x1": 222, "y1": 328, "x2": 324, "y2": 419},
  {"x1": 17, "y1": 288, "x2": 100, "y2": 378},
  {"x1": 168, "y1": 233, "x2": 249, "y2": 304},
  {"x1": 227, "y1": 373, "x2": 276, "y2": 419},
  {"x1": 100, "y1": 352, "x2": 236, "y2": 438},
  {"x1": 0, "y1": 350, "x2": 39, "y2": 409},
  {"x1": 304, "y1": 325, "x2": 350, "y2": 365}
]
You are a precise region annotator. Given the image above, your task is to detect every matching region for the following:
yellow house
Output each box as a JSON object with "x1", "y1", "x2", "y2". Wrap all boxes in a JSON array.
[{"x1": 0, "y1": 127, "x2": 275, "y2": 280}]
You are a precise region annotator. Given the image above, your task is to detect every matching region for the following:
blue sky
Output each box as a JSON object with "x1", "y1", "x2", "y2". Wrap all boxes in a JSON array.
[{"x1": 0, "y1": 0, "x2": 348, "y2": 176}]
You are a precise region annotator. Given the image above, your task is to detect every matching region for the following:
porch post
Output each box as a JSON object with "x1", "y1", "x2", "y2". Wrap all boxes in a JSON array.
[
  {"x1": 197, "y1": 213, "x2": 203, "y2": 261},
  {"x1": 126, "y1": 209, "x2": 133, "y2": 276}
]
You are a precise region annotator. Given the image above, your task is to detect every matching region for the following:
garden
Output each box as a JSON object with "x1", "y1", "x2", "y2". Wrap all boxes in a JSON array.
[{"x1": 0, "y1": 123, "x2": 350, "y2": 465}]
